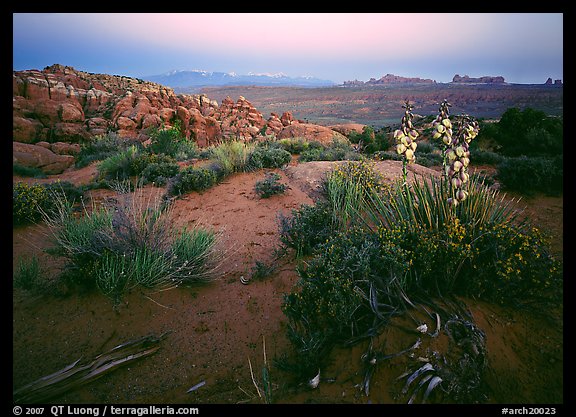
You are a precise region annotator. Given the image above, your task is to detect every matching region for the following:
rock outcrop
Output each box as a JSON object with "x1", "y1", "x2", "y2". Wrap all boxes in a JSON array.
[
  {"x1": 13, "y1": 64, "x2": 368, "y2": 174},
  {"x1": 12, "y1": 64, "x2": 277, "y2": 146},
  {"x1": 342, "y1": 74, "x2": 436, "y2": 86},
  {"x1": 277, "y1": 123, "x2": 348, "y2": 145},
  {"x1": 452, "y1": 74, "x2": 506, "y2": 84},
  {"x1": 13, "y1": 142, "x2": 75, "y2": 174}
]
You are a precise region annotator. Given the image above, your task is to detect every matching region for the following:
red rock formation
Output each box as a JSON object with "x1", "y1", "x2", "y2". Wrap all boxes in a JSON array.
[
  {"x1": 277, "y1": 123, "x2": 348, "y2": 145},
  {"x1": 13, "y1": 64, "x2": 357, "y2": 167},
  {"x1": 13, "y1": 142, "x2": 75, "y2": 174},
  {"x1": 343, "y1": 74, "x2": 436, "y2": 86},
  {"x1": 452, "y1": 74, "x2": 506, "y2": 84}
]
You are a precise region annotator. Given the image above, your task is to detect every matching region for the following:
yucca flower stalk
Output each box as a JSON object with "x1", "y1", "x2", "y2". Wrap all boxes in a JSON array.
[
  {"x1": 394, "y1": 100, "x2": 419, "y2": 185},
  {"x1": 431, "y1": 99, "x2": 453, "y2": 180},
  {"x1": 444, "y1": 115, "x2": 479, "y2": 205}
]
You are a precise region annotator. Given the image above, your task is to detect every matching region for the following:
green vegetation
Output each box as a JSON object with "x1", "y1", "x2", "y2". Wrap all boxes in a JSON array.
[
  {"x1": 299, "y1": 138, "x2": 362, "y2": 162},
  {"x1": 277, "y1": 105, "x2": 562, "y2": 385},
  {"x1": 13, "y1": 180, "x2": 85, "y2": 226},
  {"x1": 348, "y1": 125, "x2": 392, "y2": 154},
  {"x1": 497, "y1": 155, "x2": 563, "y2": 195},
  {"x1": 255, "y1": 173, "x2": 288, "y2": 198},
  {"x1": 42, "y1": 187, "x2": 219, "y2": 305},
  {"x1": 13, "y1": 163, "x2": 47, "y2": 178},
  {"x1": 13, "y1": 256, "x2": 47, "y2": 294},
  {"x1": 248, "y1": 146, "x2": 292, "y2": 170},
  {"x1": 479, "y1": 107, "x2": 562, "y2": 156}
]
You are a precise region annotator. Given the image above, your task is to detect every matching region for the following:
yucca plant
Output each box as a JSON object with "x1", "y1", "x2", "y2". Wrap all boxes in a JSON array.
[{"x1": 363, "y1": 174, "x2": 523, "y2": 234}]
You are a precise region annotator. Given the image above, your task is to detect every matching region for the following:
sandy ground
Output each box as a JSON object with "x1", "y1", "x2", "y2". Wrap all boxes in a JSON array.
[{"x1": 12, "y1": 160, "x2": 563, "y2": 404}]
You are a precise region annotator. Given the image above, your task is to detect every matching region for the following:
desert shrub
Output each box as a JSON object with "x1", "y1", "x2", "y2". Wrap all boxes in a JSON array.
[
  {"x1": 280, "y1": 171, "x2": 562, "y2": 376},
  {"x1": 281, "y1": 226, "x2": 410, "y2": 374},
  {"x1": 205, "y1": 159, "x2": 229, "y2": 182},
  {"x1": 148, "y1": 122, "x2": 185, "y2": 157},
  {"x1": 415, "y1": 141, "x2": 432, "y2": 154},
  {"x1": 97, "y1": 145, "x2": 139, "y2": 180},
  {"x1": 13, "y1": 163, "x2": 47, "y2": 178},
  {"x1": 278, "y1": 202, "x2": 337, "y2": 257},
  {"x1": 140, "y1": 162, "x2": 180, "y2": 186},
  {"x1": 470, "y1": 149, "x2": 505, "y2": 165},
  {"x1": 276, "y1": 137, "x2": 310, "y2": 154},
  {"x1": 129, "y1": 153, "x2": 176, "y2": 176},
  {"x1": 373, "y1": 150, "x2": 403, "y2": 162},
  {"x1": 13, "y1": 182, "x2": 50, "y2": 225},
  {"x1": 487, "y1": 107, "x2": 562, "y2": 156},
  {"x1": 299, "y1": 139, "x2": 361, "y2": 162},
  {"x1": 13, "y1": 181, "x2": 85, "y2": 226},
  {"x1": 76, "y1": 133, "x2": 138, "y2": 168},
  {"x1": 173, "y1": 140, "x2": 199, "y2": 161},
  {"x1": 209, "y1": 140, "x2": 255, "y2": 175},
  {"x1": 255, "y1": 173, "x2": 288, "y2": 198},
  {"x1": 414, "y1": 152, "x2": 443, "y2": 167},
  {"x1": 348, "y1": 126, "x2": 392, "y2": 154},
  {"x1": 497, "y1": 155, "x2": 562, "y2": 195},
  {"x1": 248, "y1": 147, "x2": 292, "y2": 170},
  {"x1": 167, "y1": 166, "x2": 218, "y2": 196},
  {"x1": 43, "y1": 188, "x2": 219, "y2": 303}
]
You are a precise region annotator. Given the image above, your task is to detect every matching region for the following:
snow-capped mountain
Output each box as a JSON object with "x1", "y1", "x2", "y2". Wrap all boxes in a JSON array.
[{"x1": 142, "y1": 69, "x2": 335, "y2": 88}]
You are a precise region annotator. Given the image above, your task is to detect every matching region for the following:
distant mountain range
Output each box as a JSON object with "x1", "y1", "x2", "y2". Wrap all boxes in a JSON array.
[{"x1": 142, "y1": 69, "x2": 335, "y2": 89}]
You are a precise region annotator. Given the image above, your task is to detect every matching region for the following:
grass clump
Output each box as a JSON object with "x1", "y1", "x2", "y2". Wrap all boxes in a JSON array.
[
  {"x1": 13, "y1": 256, "x2": 49, "y2": 294},
  {"x1": 209, "y1": 140, "x2": 255, "y2": 175},
  {"x1": 43, "y1": 186, "x2": 220, "y2": 305}
]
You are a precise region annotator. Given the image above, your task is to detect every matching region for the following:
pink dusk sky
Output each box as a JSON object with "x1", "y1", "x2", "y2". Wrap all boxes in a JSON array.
[{"x1": 13, "y1": 13, "x2": 563, "y2": 84}]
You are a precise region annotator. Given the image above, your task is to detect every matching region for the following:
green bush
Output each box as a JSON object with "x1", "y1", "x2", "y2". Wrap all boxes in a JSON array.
[
  {"x1": 471, "y1": 149, "x2": 505, "y2": 165},
  {"x1": 148, "y1": 123, "x2": 185, "y2": 157},
  {"x1": 497, "y1": 155, "x2": 562, "y2": 195},
  {"x1": 13, "y1": 164, "x2": 47, "y2": 178},
  {"x1": 141, "y1": 162, "x2": 180, "y2": 186},
  {"x1": 248, "y1": 147, "x2": 292, "y2": 170},
  {"x1": 276, "y1": 137, "x2": 310, "y2": 154},
  {"x1": 299, "y1": 140, "x2": 361, "y2": 162},
  {"x1": 97, "y1": 145, "x2": 139, "y2": 180},
  {"x1": 485, "y1": 107, "x2": 562, "y2": 156},
  {"x1": 13, "y1": 182, "x2": 50, "y2": 225},
  {"x1": 280, "y1": 172, "x2": 562, "y2": 377},
  {"x1": 278, "y1": 202, "x2": 337, "y2": 257},
  {"x1": 167, "y1": 166, "x2": 218, "y2": 196},
  {"x1": 348, "y1": 126, "x2": 392, "y2": 154},
  {"x1": 13, "y1": 181, "x2": 85, "y2": 226},
  {"x1": 76, "y1": 133, "x2": 138, "y2": 168},
  {"x1": 255, "y1": 173, "x2": 288, "y2": 198},
  {"x1": 130, "y1": 153, "x2": 176, "y2": 176},
  {"x1": 281, "y1": 226, "x2": 410, "y2": 374},
  {"x1": 322, "y1": 160, "x2": 386, "y2": 227}
]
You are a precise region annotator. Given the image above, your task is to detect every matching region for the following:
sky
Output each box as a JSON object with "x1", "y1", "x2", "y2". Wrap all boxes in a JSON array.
[{"x1": 12, "y1": 13, "x2": 563, "y2": 84}]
